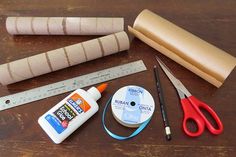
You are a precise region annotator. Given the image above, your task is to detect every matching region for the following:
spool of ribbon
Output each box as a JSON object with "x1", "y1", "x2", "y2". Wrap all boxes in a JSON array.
[{"x1": 102, "y1": 85, "x2": 155, "y2": 140}]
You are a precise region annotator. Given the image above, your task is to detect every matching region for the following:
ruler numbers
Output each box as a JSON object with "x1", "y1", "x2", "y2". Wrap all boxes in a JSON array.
[{"x1": 0, "y1": 60, "x2": 147, "y2": 111}]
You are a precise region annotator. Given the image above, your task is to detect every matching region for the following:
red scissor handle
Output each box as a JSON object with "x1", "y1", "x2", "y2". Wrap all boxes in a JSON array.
[
  {"x1": 181, "y1": 98, "x2": 205, "y2": 137},
  {"x1": 188, "y1": 96, "x2": 224, "y2": 135}
]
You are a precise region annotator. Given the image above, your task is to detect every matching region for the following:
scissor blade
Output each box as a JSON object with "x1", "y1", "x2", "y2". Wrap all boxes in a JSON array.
[{"x1": 155, "y1": 56, "x2": 191, "y2": 97}]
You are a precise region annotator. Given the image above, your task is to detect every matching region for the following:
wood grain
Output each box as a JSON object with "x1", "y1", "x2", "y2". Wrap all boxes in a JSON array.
[{"x1": 0, "y1": 0, "x2": 235, "y2": 156}]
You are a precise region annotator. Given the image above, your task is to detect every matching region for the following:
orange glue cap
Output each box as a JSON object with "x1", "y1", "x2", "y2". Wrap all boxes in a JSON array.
[
  {"x1": 87, "y1": 83, "x2": 108, "y2": 101},
  {"x1": 97, "y1": 83, "x2": 108, "y2": 93}
]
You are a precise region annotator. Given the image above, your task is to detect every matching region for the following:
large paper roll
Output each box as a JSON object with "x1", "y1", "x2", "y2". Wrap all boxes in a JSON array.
[
  {"x1": 129, "y1": 9, "x2": 236, "y2": 88},
  {"x1": 6, "y1": 17, "x2": 124, "y2": 35},
  {"x1": 0, "y1": 31, "x2": 130, "y2": 85}
]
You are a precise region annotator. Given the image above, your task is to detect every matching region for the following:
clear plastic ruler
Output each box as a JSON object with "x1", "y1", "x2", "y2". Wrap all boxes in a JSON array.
[{"x1": 0, "y1": 60, "x2": 147, "y2": 111}]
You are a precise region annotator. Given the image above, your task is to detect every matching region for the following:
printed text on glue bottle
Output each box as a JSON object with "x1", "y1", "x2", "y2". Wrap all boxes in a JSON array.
[{"x1": 38, "y1": 84, "x2": 107, "y2": 144}]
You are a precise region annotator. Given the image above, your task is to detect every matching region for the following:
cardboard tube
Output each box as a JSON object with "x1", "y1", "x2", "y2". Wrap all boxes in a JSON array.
[
  {"x1": 6, "y1": 17, "x2": 124, "y2": 35},
  {"x1": 129, "y1": 9, "x2": 236, "y2": 88},
  {"x1": 0, "y1": 31, "x2": 130, "y2": 85}
]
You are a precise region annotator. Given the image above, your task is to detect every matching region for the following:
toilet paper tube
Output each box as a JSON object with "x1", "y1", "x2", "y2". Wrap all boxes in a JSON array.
[
  {"x1": 0, "y1": 31, "x2": 130, "y2": 85},
  {"x1": 129, "y1": 9, "x2": 236, "y2": 88},
  {"x1": 6, "y1": 17, "x2": 124, "y2": 35}
]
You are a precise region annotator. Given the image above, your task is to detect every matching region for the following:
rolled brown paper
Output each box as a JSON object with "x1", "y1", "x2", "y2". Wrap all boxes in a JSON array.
[
  {"x1": 6, "y1": 17, "x2": 124, "y2": 35},
  {"x1": 129, "y1": 9, "x2": 236, "y2": 88},
  {"x1": 0, "y1": 31, "x2": 130, "y2": 85}
]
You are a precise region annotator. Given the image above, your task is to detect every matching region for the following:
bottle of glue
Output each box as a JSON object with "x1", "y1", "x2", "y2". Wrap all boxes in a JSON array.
[{"x1": 38, "y1": 83, "x2": 108, "y2": 144}]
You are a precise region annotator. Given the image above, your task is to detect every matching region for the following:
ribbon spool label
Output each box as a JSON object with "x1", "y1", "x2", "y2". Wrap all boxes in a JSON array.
[
  {"x1": 102, "y1": 85, "x2": 155, "y2": 140},
  {"x1": 111, "y1": 85, "x2": 155, "y2": 128}
]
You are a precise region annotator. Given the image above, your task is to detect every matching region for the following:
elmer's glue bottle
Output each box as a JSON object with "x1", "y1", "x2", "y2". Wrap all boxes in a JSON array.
[{"x1": 38, "y1": 83, "x2": 107, "y2": 144}]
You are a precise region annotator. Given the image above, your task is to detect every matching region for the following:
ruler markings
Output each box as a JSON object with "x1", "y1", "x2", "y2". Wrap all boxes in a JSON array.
[{"x1": 0, "y1": 60, "x2": 147, "y2": 111}]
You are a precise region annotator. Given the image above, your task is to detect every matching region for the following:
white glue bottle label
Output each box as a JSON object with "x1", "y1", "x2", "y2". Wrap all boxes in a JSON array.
[{"x1": 38, "y1": 83, "x2": 107, "y2": 144}]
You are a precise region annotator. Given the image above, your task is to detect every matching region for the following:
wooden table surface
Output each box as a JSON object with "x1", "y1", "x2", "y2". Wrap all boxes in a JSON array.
[{"x1": 0, "y1": 0, "x2": 235, "y2": 156}]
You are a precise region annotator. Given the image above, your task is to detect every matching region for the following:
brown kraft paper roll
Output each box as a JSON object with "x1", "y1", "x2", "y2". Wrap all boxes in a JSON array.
[{"x1": 129, "y1": 9, "x2": 236, "y2": 88}]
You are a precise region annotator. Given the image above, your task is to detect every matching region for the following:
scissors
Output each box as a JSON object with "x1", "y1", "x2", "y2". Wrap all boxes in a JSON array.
[{"x1": 155, "y1": 56, "x2": 223, "y2": 137}]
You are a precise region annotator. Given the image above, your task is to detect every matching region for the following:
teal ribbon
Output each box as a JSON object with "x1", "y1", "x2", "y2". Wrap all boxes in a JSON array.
[{"x1": 102, "y1": 96, "x2": 151, "y2": 140}]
